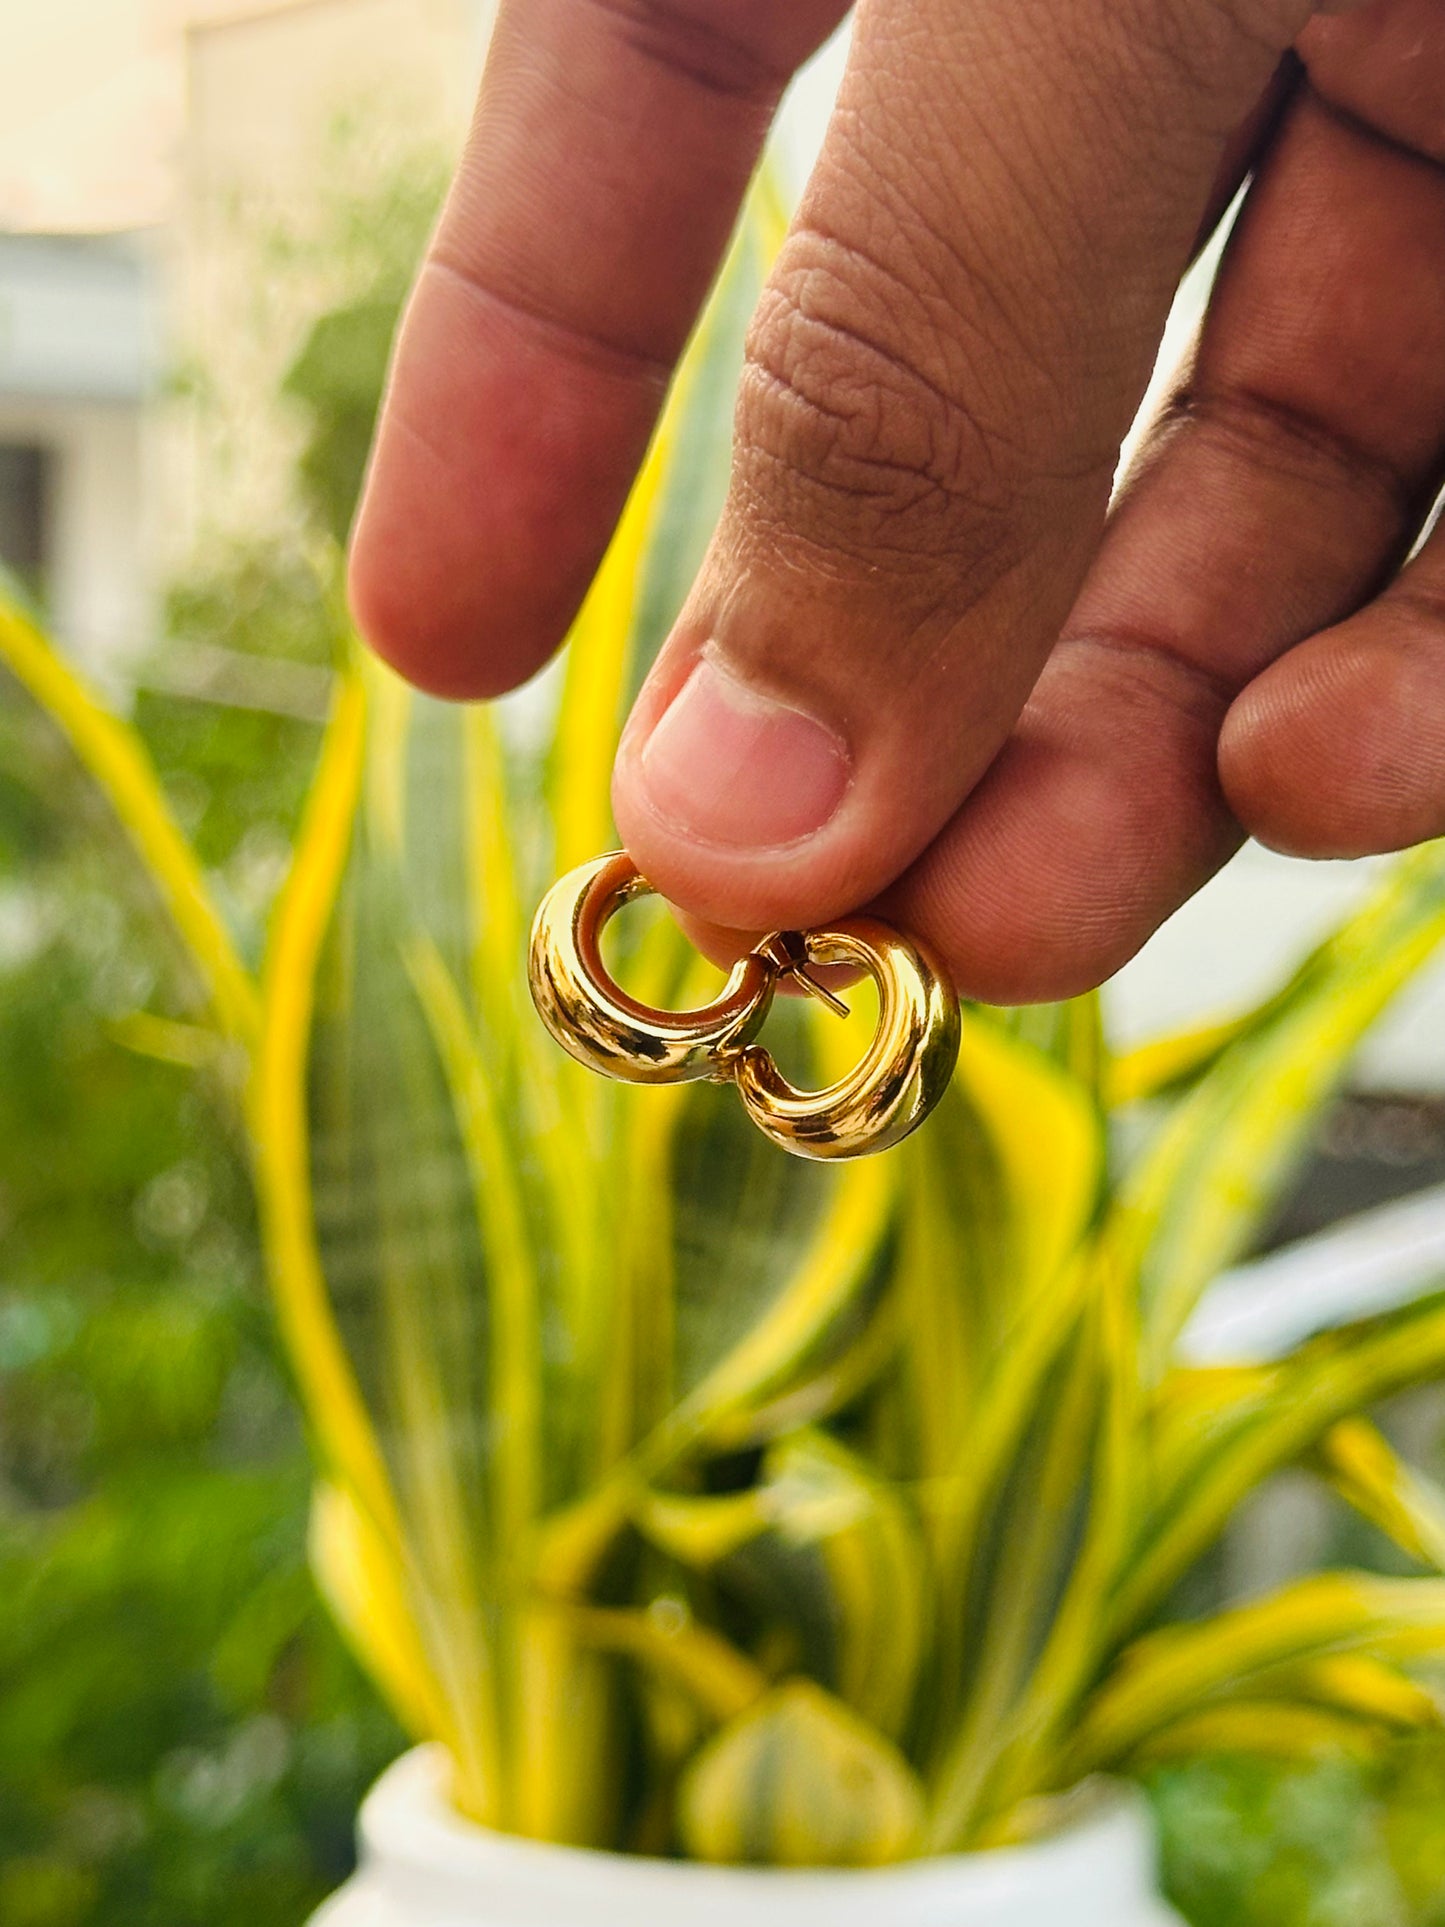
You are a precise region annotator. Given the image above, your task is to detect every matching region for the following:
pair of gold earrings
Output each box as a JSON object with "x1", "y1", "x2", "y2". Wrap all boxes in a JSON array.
[{"x1": 528, "y1": 852, "x2": 959, "y2": 1162}]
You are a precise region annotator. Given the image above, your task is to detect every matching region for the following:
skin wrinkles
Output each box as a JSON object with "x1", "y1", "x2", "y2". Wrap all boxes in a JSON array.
[
  {"x1": 580, "y1": 0, "x2": 804, "y2": 100},
  {"x1": 1131, "y1": 0, "x2": 1287, "y2": 115},
  {"x1": 1161, "y1": 382, "x2": 1427, "y2": 528},
  {"x1": 712, "y1": 510, "x2": 1077, "y2": 704},
  {"x1": 789, "y1": 174, "x2": 1076, "y2": 419},
  {"x1": 353, "y1": 0, "x2": 1445, "y2": 1002},
  {"x1": 739, "y1": 265, "x2": 1053, "y2": 527},
  {"x1": 1301, "y1": 0, "x2": 1445, "y2": 161},
  {"x1": 747, "y1": 233, "x2": 1117, "y2": 489},
  {"x1": 423, "y1": 256, "x2": 676, "y2": 386}
]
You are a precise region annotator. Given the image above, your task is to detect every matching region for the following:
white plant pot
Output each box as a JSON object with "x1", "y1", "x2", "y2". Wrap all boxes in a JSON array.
[{"x1": 312, "y1": 1746, "x2": 1184, "y2": 1927}]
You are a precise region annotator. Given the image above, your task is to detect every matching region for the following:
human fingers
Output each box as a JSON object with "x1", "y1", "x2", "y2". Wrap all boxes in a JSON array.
[
  {"x1": 1220, "y1": 0, "x2": 1445, "y2": 854},
  {"x1": 612, "y1": 0, "x2": 1334, "y2": 939},
  {"x1": 881, "y1": 20, "x2": 1445, "y2": 1000},
  {"x1": 1221, "y1": 533, "x2": 1445, "y2": 860},
  {"x1": 349, "y1": 0, "x2": 847, "y2": 697}
]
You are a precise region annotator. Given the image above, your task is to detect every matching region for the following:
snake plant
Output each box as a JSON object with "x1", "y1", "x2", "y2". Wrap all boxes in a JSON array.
[{"x1": 8, "y1": 173, "x2": 1445, "y2": 1865}]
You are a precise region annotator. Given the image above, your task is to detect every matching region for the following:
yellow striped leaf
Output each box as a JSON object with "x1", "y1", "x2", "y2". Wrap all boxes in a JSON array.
[
  {"x1": 679, "y1": 1680, "x2": 925, "y2": 1867},
  {"x1": 1318, "y1": 1417, "x2": 1445, "y2": 1572},
  {"x1": 0, "y1": 593, "x2": 259, "y2": 1049},
  {"x1": 1120, "y1": 842, "x2": 1445, "y2": 1373},
  {"x1": 1069, "y1": 1571, "x2": 1445, "y2": 1777}
]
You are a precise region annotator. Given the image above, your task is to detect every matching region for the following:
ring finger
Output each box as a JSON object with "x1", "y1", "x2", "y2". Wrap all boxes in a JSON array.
[{"x1": 886, "y1": 26, "x2": 1445, "y2": 1003}]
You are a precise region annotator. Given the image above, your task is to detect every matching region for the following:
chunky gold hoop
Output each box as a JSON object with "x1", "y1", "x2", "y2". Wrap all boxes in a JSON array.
[
  {"x1": 528, "y1": 853, "x2": 961, "y2": 1158},
  {"x1": 528, "y1": 852, "x2": 774, "y2": 1084},
  {"x1": 733, "y1": 919, "x2": 960, "y2": 1160}
]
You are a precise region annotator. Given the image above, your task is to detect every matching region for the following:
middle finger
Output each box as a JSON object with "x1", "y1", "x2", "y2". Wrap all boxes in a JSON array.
[{"x1": 894, "y1": 59, "x2": 1445, "y2": 1003}]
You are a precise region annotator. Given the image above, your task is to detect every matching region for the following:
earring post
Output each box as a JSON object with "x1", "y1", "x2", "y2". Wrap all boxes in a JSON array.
[{"x1": 790, "y1": 967, "x2": 851, "y2": 1019}]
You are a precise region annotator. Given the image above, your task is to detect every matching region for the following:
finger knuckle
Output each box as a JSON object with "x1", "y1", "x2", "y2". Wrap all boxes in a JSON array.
[
  {"x1": 587, "y1": 0, "x2": 790, "y2": 100},
  {"x1": 1139, "y1": 0, "x2": 1297, "y2": 68},
  {"x1": 1117, "y1": 0, "x2": 1299, "y2": 136},
  {"x1": 733, "y1": 231, "x2": 1028, "y2": 582},
  {"x1": 1166, "y1": 384, "x2": 1414, "y2": 522}
]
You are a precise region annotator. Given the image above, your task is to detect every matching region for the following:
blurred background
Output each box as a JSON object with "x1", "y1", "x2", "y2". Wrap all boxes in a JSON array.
[{"x1": 3, "y1": 4, "x2": 1445, "y2": 1924}]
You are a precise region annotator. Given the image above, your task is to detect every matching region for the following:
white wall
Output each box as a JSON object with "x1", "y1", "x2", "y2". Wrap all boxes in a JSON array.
[
  {"x1": 0, "y1": 235, "x2": 158, "y2": 676},
  {"x1": 0, "y1": 397, "x2": 152, "y2": 679}
]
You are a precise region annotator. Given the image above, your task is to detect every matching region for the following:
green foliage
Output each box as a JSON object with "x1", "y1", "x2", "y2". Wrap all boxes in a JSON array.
[
  {"x1": 143, "y1": 546, "x2": 332, "y2": 948},
  {"x1": 284, "y1": 296, "x2": 401, "y2": 546},
  {"x1": 11, "y1": 140, "x2": 1445, "y2": 1917},
  {"x1": 276, "y1": 128, "x2": 445, "y2": 545},
  {"x1": 0, "y1": 138, "x2": 434, "y2": 1907},
  {"x1": 0, "y1": 687, "x2": 401, "y2": 1925},
  {"x1": 678, "y1": 1681, "x2": 925, "y2": 1866},
  {"x1": 1152, "y1": 1742, "x2": 1445, "y2": 1927}
]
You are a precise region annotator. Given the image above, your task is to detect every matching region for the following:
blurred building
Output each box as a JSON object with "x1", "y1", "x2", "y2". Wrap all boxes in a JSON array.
[
  {"x1": 175, "y1": 0, "x2": 488, "y2": 549},
  {"x1": 0, "y1": 0, "x2": 488, "y2": 668},
  {"x1": 0, "y1": 234, "x2": 157, "y2": 672}
]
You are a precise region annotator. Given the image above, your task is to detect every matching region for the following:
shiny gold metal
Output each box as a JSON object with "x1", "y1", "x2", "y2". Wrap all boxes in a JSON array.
[
  {"x1": 528, "y1": 852, "x2": 775, "y2": 1084},
  {"x1": 731, "y1": 919, "x2": 960, "y2": 1160},
  {"x1": 528, "y1": 853, "x2": 961, "y2": 1159}
]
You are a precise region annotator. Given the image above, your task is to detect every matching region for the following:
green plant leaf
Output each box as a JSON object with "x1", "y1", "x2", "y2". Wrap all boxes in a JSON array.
[
  {"x1": 991, "y1": 993, "x2": 1105, "y2": 1101},
  {"x1": 1317, "y1": 1418, "x2": 1445, "y2": 1572},
  {"x1": 1118, "y1": 841, "x2": 1445, "y2": 1374},
  {"x1": 1105, "y1": 1010, "x2": 1254, "y2": 1108},
  {"x1": 701, "y1": 1289, "x2": 904, "y2": 1451},
  {"x1": 250, "y1": 666, "x2": 402, "y2": 1564},
  {"x1": 956, "y1": 1014, "x2": 1104, "y2": 1307},
  {"x1": 0, "y1": 593, "x2": 259, "y2": 1052},
  {"x1": 560, "y1": 1601, "x2": 767, "y2": 1724},
  {"x1": 1115, "y1": 1286, "x2": 1445, "y2": 1637},
  {"x1": 1132, "y1": 1700, "x2": 1394, "y2": 1765},
  {"x1": 894, "y1": 1017, "x2": 1104, "y2": 1575},
  {"x1": 642, "y1": 1057, "x2": 897, "y2": 1467},
  {"x1": 1069, "y1": 1572, "x2": 1445, "y2": 1779},
  {"x1": 308, "y1": 1479, "x2": 452, "y2": 1742},
  {"x1": 642, "y1": 1429, "x2": 929, "y2": 1738},
  {"x1": 406, "y1": 932, "x2": 543, "y2": 1561},
  {"x1": 679, "y1": 1679, "x2": 925, "y2": 1866},
  {"x1": 1260, "y1": 1653, "x2": 1443, "y2": 1733}
]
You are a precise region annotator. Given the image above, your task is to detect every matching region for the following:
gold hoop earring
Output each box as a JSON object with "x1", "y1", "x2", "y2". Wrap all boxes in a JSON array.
[
  {"x1": 528, "y1": 853, "x2": 960, "y2": 1159},
  {"x1": 732, "y1": 918, "x2": 960, "y2": 1161},
  {"x1": 527, "y1": 851, "x2": 775, "y2": 1084}
]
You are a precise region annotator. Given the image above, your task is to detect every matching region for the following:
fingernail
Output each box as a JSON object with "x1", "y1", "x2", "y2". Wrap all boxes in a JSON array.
[{"x1": 637, "y1": 652, "x2": 851, "y2": 849}]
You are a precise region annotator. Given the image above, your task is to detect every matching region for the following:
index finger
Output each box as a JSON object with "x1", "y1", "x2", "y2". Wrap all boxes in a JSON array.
[{"x1": 349, "y1": 0, "x2": 846, "y2": 698}]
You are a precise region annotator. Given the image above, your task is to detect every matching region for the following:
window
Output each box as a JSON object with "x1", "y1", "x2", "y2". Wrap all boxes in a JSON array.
[{"x1": 0, "y1": 442, "x2": 50, "y2": 588}]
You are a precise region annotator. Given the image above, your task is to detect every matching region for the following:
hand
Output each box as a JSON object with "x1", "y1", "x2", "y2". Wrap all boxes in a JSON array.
[{"x1": 349, "y1": 0, "x2": 1445, "y2": 1003}]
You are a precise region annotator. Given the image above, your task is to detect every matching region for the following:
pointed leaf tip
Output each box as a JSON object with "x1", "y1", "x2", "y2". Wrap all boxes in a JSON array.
[{"x1": 679, "y1": 1679, "x2": 924, "y2": 1867}]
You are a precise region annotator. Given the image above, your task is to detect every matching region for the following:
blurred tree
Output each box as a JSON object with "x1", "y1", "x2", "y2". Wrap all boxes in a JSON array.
[
  {"x1": 0, "y1": 134, "x2": 444, "y2": 1926},
  {"x1": 1151, "y1": 1741, "x2": 1445, "y2": 1927},
  {"x1": 284, "y1": 297, "x2": 402, "y2": 548}
]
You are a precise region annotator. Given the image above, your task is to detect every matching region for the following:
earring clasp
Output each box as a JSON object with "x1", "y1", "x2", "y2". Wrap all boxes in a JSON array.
[{"x1": 528, "y1": 852, "x2": 960, "y2": 1160}]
